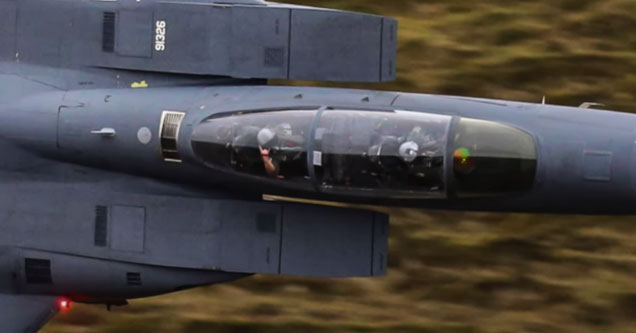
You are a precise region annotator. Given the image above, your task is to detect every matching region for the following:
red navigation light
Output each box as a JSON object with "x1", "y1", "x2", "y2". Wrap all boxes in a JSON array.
[{"x1": 58, "y1": 298, "x2": 71, "y2": 311}]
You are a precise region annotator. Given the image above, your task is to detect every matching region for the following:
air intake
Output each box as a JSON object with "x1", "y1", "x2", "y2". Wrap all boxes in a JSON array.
[
  {"x1": 159, "y1": 111, "x2": 186, "y2": 162},
  {"x1": 102, "y1": 12, "x2": 116, "y2": 53},
  {"x1": 25, "y1": 258, "x2": 52, "y2": 284}
]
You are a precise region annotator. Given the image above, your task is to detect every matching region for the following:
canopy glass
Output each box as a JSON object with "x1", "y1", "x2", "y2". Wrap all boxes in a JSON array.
[{"x1": 191, "y1": 109, "x2": 537, "y2": 198}]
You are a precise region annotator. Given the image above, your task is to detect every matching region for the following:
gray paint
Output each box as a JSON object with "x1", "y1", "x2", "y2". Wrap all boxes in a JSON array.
[
  {"x1": 8, "y1": 0, "x2": 395, "y2": 82},
  {"x1": 0, "y1": 1, "x2": 16, "y2": 60},
  {"x1": 117, "y1": 10, "x2": 153, "y2": 58},
  {"x1": 110, "y1": 205, "x2": 146, "y2": 253},
  {"x1": 0, "y1": 0, "x2": 632, "y2": 330},
  {"x1": 280, "y1": 205, "x2": 386, "y2": 277},
  {"x1": 0, "y1": 294, "x2": 57, "y2": 333},
  {"x1": 0, "y1": 140, "x2": 385, "y2": 275},
  {"x1": 4, "y1": 78, "x2": 636, "y2": 215},
  {"x1": 288, "y1": 9, "x2": 384, "y2": 81}
]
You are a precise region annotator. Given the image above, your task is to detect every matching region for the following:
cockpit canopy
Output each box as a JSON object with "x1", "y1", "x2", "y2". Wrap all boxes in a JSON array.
[{"x1": 191, "y1": 109, "x2": 537, "y2": 198}]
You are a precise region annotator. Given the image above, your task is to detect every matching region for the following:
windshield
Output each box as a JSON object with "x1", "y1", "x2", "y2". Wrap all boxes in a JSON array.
[{"x1": 452, "y1": 118, "x2": 537, "y2": 196}]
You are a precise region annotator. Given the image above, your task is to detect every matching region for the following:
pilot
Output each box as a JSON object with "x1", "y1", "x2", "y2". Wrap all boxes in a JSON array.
[
  {"x1": 406, "y1": 125, "x2": 438, "y2": 152},
  {"x1": 403, "y1": 126, "x2": 443, "y2": 188},
  {"x1": 399, "y1": 141, "x2": 419, "y2": 163},
  {"x1": 257, "y1": 123, "x2": 305, "y2": 179},
  {"x1": 275, "y1": 122, "x2": 305, "y2": 148},
  {"x1": 258, "y1": 128, "x2": 280, "y2": 178},
  {"x1": 277, "y1": 122, "x2": 292, "y2": 137},
  {"x1": 366, "y1": 135, "x2": 405, "y2": 186},
  {"x1": 368, "y1": 135, "x2": 400, "y2": 158},
  {"x1": 231, "y1": 125, "x2": 260, "y2": 171},
  {"x1": 213, "y1": 123, "x2": 233, "y2": 144}
]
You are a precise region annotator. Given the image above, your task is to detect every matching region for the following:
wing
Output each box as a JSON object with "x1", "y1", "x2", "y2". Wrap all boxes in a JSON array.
[{"x1": 0, "y1": 294, "x2": 58, "y2": 333}]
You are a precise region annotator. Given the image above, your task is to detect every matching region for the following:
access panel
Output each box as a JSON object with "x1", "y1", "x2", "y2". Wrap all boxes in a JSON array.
[
  {"x1": 111, "y1": 205, "x2": 146, "y2": 253},
  {"x1": 209, "y1": 200, "x2": 388, "y2": 277},
  {"x1": 280, "y1": 204, "x2": 388, "y2": 277},
  {"x1": 116, "y1": 10, "x2": 153, "y2": 58}
]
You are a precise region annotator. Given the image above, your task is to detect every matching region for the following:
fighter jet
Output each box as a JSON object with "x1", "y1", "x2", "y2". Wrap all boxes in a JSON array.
[{"x1": 0, "y1": 0, "x2": 632, "y2": 331}]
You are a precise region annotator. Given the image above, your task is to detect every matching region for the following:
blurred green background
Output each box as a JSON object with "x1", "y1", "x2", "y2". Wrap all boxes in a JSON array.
[{"x1": 43, "y1": 0, "x2": 636, "y2": 332}]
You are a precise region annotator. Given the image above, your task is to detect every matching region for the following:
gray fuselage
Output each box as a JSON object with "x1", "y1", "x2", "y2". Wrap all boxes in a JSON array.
[
  {"x1": 0, "y1": 0, "x2": 630, "y2": 330},
  {"x1": 0, "y1": 65, "x2": 633, "y2": 214}
]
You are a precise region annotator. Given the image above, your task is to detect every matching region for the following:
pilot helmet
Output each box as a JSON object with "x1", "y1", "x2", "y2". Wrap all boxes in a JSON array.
[
  {"x1": 276, "y1": 123, "x2": 293, "y2": 137},
  {"x1": 407, "y1": 126, "x2": 426, "y2": 142},
  {"x1": 399, "y1": 141, "x2": 419, "y2": 162},
  {"x1": 215, "y1": 125, "x2": 232, "y2": 141},
  {"x1": 257, "y1": 128, "x2": 276, "y2": 146}
]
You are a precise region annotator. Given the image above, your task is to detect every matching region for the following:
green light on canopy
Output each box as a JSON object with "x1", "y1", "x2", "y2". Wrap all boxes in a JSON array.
[{"x1": 454, "y1": 147, "x2": 471, "y2": 164}]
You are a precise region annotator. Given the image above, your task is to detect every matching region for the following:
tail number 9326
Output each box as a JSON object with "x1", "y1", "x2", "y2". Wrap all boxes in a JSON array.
[{"x1": 155, "y1": 20, "x2": 166, "y2": 52}]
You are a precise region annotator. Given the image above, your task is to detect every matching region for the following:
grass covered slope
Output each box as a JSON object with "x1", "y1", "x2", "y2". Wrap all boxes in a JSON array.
[{"x1": 44, "y1": 0, "x2": 636, "y2": 332}]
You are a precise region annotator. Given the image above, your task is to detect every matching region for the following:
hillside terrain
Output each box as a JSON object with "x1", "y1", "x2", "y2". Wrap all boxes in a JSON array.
[{"x1": 43, "y1": 0, "x2": 636, "y2": 332}]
